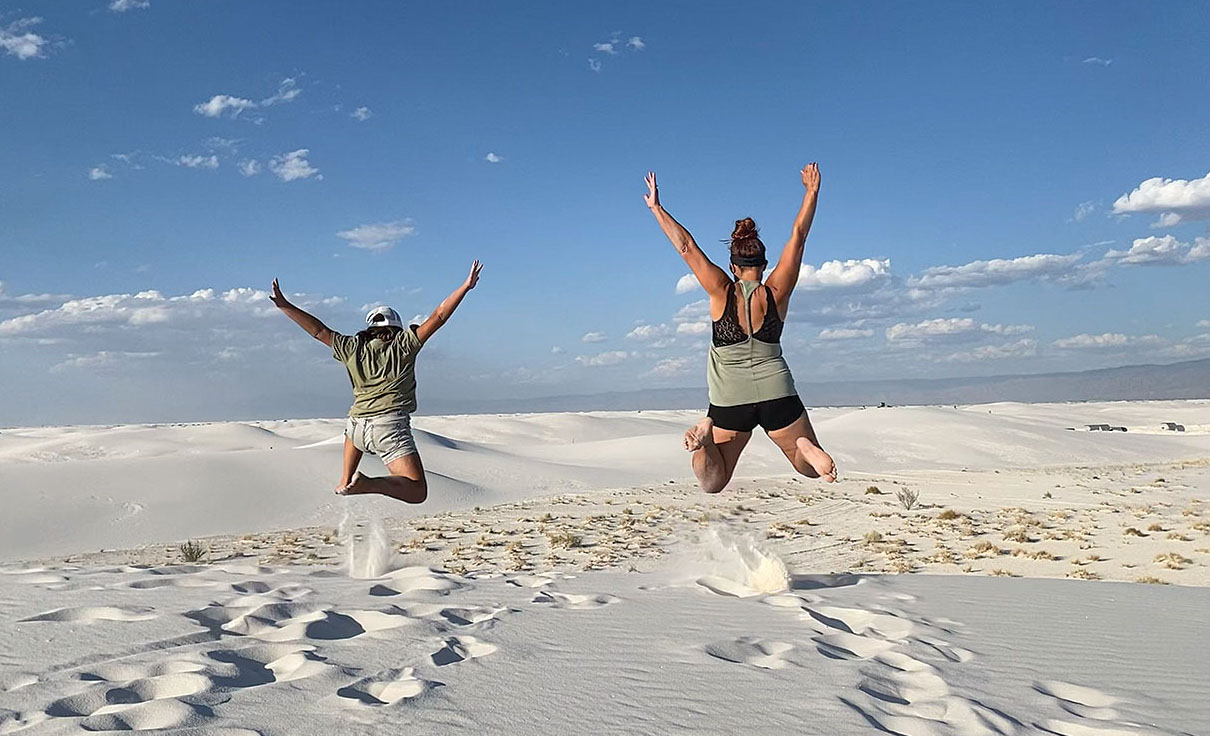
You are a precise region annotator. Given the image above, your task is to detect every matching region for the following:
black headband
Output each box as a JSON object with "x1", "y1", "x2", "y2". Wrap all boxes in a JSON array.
[{"x1": 730, "y1": 254, "x2": 768, "y2": 267}]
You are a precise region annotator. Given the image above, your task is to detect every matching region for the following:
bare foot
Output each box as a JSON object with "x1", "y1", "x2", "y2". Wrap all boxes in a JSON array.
[
  {"x1": 684, "y1": 417, "x2": 715, "y2": 452},
  {"x1": 795, "y1": 437, "x2": 837, "y2": 482},
  {"x1": 336, "y1": 472, "x2": 368, "y2": 496}
]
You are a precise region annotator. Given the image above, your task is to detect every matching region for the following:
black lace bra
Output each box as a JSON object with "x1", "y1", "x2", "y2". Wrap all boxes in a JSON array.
[{"x1": 712, "y1": 282, "x2": 784, "y2": 347}]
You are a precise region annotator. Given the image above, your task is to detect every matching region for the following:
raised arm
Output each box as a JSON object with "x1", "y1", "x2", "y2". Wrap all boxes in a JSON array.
[
  {"x1": 271, "y1": 278, "x2": 334, "y2": 347},
  {"x1": 415, "y1": 260, "x2": 482, "y2": 345},
  {"x1": 765, "y1": 163, "x2": 821, "y2": 304},
  {"x1": 644, "y1": 172, "x2": 730, "y2": 295}
]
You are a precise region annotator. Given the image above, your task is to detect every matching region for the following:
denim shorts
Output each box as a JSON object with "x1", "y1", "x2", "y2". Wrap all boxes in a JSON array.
[{"x1": 345, "y1": 412, "x2": 417, "y2": 464}]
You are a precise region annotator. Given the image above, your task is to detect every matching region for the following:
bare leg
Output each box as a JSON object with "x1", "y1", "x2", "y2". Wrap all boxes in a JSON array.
[
  {"x1": 342, "y1": 452, "x2": 428, "y2": 504},
  {"x1": 685, "y1": 417, "x2": 751, "y2": 494},
  {"x1": 768, "y1": 412, "x2": 836, "y2": 482},
  {"x1": 336, "y1": 437, "x2": 364, "y2": 493}
]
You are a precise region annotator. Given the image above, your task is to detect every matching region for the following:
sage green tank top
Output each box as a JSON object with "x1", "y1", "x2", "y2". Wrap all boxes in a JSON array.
[{"x1": 706, "y1": 279, "x2": 797, "y2": 407}]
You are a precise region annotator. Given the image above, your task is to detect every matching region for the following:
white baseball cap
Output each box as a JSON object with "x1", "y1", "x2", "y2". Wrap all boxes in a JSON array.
[{"x1": 365, "y1": 306, "x2": 404, "y2": 329}]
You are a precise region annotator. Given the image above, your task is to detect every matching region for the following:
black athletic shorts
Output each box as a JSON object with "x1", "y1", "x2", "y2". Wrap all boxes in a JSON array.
[{"x1": 708, "y1": 394, "x2": 805, "y2": 433}]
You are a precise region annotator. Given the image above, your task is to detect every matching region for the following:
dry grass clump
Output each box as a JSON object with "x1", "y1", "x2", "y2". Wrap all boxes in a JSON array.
[
  {"x1": 1192, "y1": 521, "x2": 1210, "y2": 534},
  {"x1": 1146, "y1": 523, "x2": 1165, "y2": 532},
  {"x1": 865, "y1": 485, "x2": 883, "y2": 495},
  {"x1": 1154, "y1": 552, "x2": 1192, "y2": 570},
  {"x1": 863, "y1": 530, "x2": 885, "y2": 546},
  {"x1": 1003, "y1": 528, "x2": 1032, "y2": 544},
  {"x1": 1011, "y1": 547, "x2": 1058, "y2": 561},
  {"x1": 1123, "y1": 527, "x2": 1146, "y2": 537},
  {"x1": 924, "y1": 545, "x2": 958, "y2": 564},
  {"x1": 1067, "y1": 569, "x2": 1102, "y2": 581},
  {"x1": 178, "y1": 540, "x2": 206, "y2": 563},
  {"x1": 1135, "y1": 576, "x2": 1168, "y2": 585},
  {"x1": 963, "y1": 540, "x2": 1001, "y2": 559},
  {"x1": 897, "y1": 487, "x2": 920, "y2": 510},
  {"x1": 766, "y1": 522, "x2": 796, "y2": 539},
  {"x1": 988, "y1": 569, "x2": 1018, "y2": 577},
  {"x1": 937, "y1": 509, "x2": 961, "y2": 521},
  {"x1": 1167, "y1": 531, "x2": 1192, "y2": 541}
]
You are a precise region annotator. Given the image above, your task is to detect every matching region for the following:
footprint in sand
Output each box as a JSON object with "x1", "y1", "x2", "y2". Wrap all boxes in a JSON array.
[
  {"x1": 368, "y1": 567, "x2": 464, "y2": 596},
  {"x1": 430, "y1": 636, "x2": 497, "y2": 666},
  {"x1": 704, "y1": 637, "x2": 795, "y2": 670},
  {"x1": 813, "y1": 631, "x2": 898, "y2": 660},
  {"x1": 19, "y1": 605, "x2": 157, "y2": 623},
  {"x1": 336, "y1": 667, "x2": 438, "y2": 706},
  {"x1": 79, "y1": 699, "x2": 212, "y2": 732},
  {"x1": 1032, "y1": 680, "x2": 1174, "y2": 736},
  {"x1": 804, "y1": 605, "x2": 915, "y2": 641},
  {"x1": 530, "y1": 591, "x2": 619, "y2": 610}
]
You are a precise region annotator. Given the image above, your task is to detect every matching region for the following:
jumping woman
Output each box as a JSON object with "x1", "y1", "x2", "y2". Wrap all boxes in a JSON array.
[
  {"x1": 644, "y1": 165, "x2": 836, "y2": 492},
  {"x1": 270, "y1": 260, "x2": 483, "y2": 503}
]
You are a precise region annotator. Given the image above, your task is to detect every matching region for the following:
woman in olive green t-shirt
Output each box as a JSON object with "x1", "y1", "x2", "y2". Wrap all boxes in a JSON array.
[
  {"x1": 644, "y1": 165, "x2": 836, "y2": 494},
  {"x1": 271, "y1": 260, "x2": 482, "y2": 503}
]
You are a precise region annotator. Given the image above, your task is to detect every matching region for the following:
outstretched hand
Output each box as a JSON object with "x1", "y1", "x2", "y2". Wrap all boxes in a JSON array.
[
  {"x1": 801, "y1": 162, "x2": 820, "y2": 192},
  {"x1": 643, "y1": 171, "x2": 660, "y2": 209},
  {"x1": 464, "y1": 260, "x2": 483, "y2": 290},
  {"x1": 270, "y1": 278, "x2": 290, "y2": 309}
]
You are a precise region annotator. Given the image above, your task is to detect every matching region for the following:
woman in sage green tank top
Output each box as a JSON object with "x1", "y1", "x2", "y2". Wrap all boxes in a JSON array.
[{"x1": 644, "y1": 165, "x2": 836, "y2": 493}]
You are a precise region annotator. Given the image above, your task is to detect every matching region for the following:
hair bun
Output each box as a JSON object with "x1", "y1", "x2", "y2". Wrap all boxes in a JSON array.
[{"x1": 731, "y1": 217, "x2": 759, "y2": 243}]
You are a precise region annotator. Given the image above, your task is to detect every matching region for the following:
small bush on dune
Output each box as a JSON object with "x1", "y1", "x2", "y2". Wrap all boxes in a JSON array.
[
  {"x1": 897, "y1": 488, "x2": 920, "y2": 510},
  {"x1": 937, "y1": 509, "x2": 961, "y2": 521},
  {"x1": 865, "y1": 486, "x2": 883, "y2": 495},
  {"x1": 1123, "y1": 527, "x2": 1146, "y2": 537},
  {"x1": 178, "y1": 541, "x2": 206, "y2": 563},
  {"x1": 863, "y1": 530, "x2": 884, "y2": 545}
]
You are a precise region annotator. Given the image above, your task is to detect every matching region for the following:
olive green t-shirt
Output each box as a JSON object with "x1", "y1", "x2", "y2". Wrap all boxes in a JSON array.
[{"x1": 332, "y1": 328, "x2": 423, "y2": 417}]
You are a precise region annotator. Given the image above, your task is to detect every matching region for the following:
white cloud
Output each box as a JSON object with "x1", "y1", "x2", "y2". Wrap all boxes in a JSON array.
[
  {"x1": 261, "y1": 77, "x2": 300, "y2": 106},
  {"x1": 912, "y1": 253, "x2": 1083, "y2": 289},
  {"x1": 238, "y1": 159, "x2": 261, "y2": 177},
  {"x1": 672, "y1": 299, "x2": 710, "y2": 334},
  {"x1": 675, "y1": 273, "x2": 700, "y2": 294},
  {"x1": 1072, "y1": 200, "x2": 1098, "y2": 222},
  {"x1": 52, "y1": 351, "x2": 159, "y2": 372},
  {"x1": 1198, "y1": 320, "x2": 1210, "y2": 329},
  {"x1": 588, "y1": 58, "x2": 602, "y2": 72},
  {"x1": 193, "y1": 94, "x2": 257, "y2": 118},
  {"x1": 336, "y1": 220, "x2": 417, "y2": 252},
  {"x1": 177, "y1": 154, "x2": 218, "y2": 169},
  {"x1": 109, "y1": 0, "x2": 150, "y2": 11},
  {"x1": 1102, "y1": 235, "x2": 1210, "y2": 266},
  {"x1": 818, "y1": 327, "x2": 874, "y2": 340},
  {"x1": 886, "y1": 318, "x2": 978, "y2": 342},
  {"x1": 485, "y1": 152, "x2": 503, "y2": 164},
  {"x1": 979, "y1": 323, "x2": 1035, "y2": 336},
  {"x1": 798, "y1": 259, "x2": 892, "y2": 290},
  {"x1": 351, "y1": 106, "x2": 372, "y2": 121},
  {"x1": 1112, "y1": 172, "x2": 1210, "y2": 226},
  {"x1": 1051, "y1": 333, "x2": 1163, "y2": 350},
  {"x1": 628, "y1": 36, "x2": 645, "y2": 51},
  {"x1": 626, "y1": 323, "x2": 672, "y2": 340},
  {"x1": 1, "y1": 17, "x2": 49, "y2": 61},
  {"x1": 269, "y1": 149, "x2": 320, "y2": 181},
  {"x1": 88, "y1": 166, "x2": 113, "y2": 181},
  {"x1": 647, "y1": 356, "x2": 694, "y2": 377},
  {"x1": 593, "y1": 42, "x2": 617, "y2": 55},
  {"x1": 551, "y1": 346, "x2": 565, "y2": 354},
  {"x1": 581, "y1": 331, "x2": 607, "y2": 343},
  {"x1": 942, "y1": 339, "x2": 1037, "y2": 362},
  {"x1": 1082, "y1": 57, "x2": 1112, "y2": 66},
  {"x1": 575, "y1": 350, "x2": 631, "y2": 366},
  {"x1": 676, "y1": 322, "x2": 709, "y2": 336}
]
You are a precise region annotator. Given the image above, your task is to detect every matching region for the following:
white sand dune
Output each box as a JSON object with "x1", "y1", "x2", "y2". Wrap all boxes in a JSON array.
[{"x1": 2, "y1": 400, "x2": 1210, "y2": 733}]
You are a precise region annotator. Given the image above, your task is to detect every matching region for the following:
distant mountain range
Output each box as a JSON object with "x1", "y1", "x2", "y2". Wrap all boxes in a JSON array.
[{"x1": 420, "y1": 358, "x2": 1210, "y2": 415}]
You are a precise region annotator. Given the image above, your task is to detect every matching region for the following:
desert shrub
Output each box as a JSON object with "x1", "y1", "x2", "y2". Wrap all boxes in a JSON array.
[
  {"x1": 865, "y1": 486, "x2": 882, "y2": 495},
  {"x1": 178, "y1": 540, "x2": 206, "y2": 563},
  {"x1": 863, "y1": 530, "x2": 884, "y2": 545},
  {"x1": 937, "y1": 509, "x2": 960, "y2": 521},
  {"x1": 546, "y1": 530, "x2": 582, "y2": 549},
  {"x1": 1123, "y1": 527, "x2": 1146, "y2": 537},
  {"x1": 897, "y1": 487, "x2": 920, "y2": 510}
]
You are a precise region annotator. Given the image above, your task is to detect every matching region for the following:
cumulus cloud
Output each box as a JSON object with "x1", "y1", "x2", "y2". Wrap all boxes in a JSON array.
[
  {"x1": 588, "y1": 58, "x2": 602, "y2": 72},
  {"x1": 336, "y1": 220, "x2": 417, "y2": 252},
  {"x1": 88, "y1": 166, "x2": 113, "y2": 181},
  {"x1": 1112, "y1": 172, "x2": 1210, "y2": 226},
  {"x1": 675, "y1": 274, "x2": 700, "y2": 294},
  {"x1": 551, "y1": 346, "x2": 565, "y2": 354},
  {"x1": 672, "y1": 299, "x2": 710, "y2": 335},
  {"x1": 581, "y1": 331, "x2": 607, "y2": 343},
  {"x1": 52, "y1": 351, "x2": 159, "y2": 373},
  {"x1": 109, "y1": 0, "x2": 150, "y2": 11},
  {"x1": 575, "y1": 350, "x2": 631, "y2": 366},
  {"x1": 238, "y1": 159, "x2": 261, "y2": 177},
  {"x1": 1072, "y1": 201, "x2": 1098, "y2": 222},
  {"x1": 798, "y1": 259, "x2": 892, "y2": 290},
  {"x1": 177, "y1": 154, "x2": 218, "y2": 169},
  {"x1": 627, "y1": 323, "x2": 673, "y2": 340},
  {"x1": 269, "y1": 149, "x2": 320, "y2": 181},
  {"x1": 1, "y1": 17, "x2": 50, "y2": 60},
  {"x1": 647, "y1": 356, "x2": 694, "y2": 377},
  {"x1": 942, "y1": 339, "x2": 1037, "y2": 362},
  {"x1": 485, "y1": 152, "x2": 503, "y2": 164},
  {"x1": 818, "y1": 327, "x2": 874, "y2": 340},
  {"x1": 1102, "y1": 235, "x2": 1210, "y2": 266},
  {"x1": 351, "y1": 106, "x2": 372, "y2": 121},
  {"x1": 628, "y1": 36, "x2": 645, "y2": 50},
  {"x1": 261, "y1": 78, "x2": 300, "y2": 106},
  {"x1": 1051, "y1": 333, "x2": 1163, "y2": 350},
  {"x1": 885, "y1": 318, "x2": 1031, "y2": 344},
  {"x1": 193, "y1": 94, "x2": 257, "y2": 118},
  {"x1": 593, "y1": 42, "x2": 617, "y2": 55},
  {"x1": 912, "y1": 253, "x2": 1084, "y2": 289}
]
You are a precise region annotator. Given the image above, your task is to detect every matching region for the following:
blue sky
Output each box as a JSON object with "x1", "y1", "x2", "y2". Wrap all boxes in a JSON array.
[{"x1": 2, "y1": 1, "x2": 1209, "y2": 425}]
